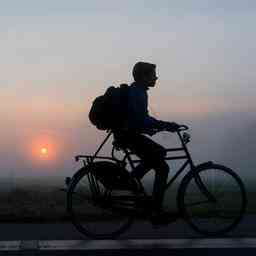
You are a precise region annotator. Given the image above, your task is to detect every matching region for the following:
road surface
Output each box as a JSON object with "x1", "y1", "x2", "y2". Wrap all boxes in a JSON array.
[
  {"x1": 0, "y1": 214, "x2": 255, "y2": 240},
  {"x1": 0, "y1": 215, "x2": 255, "y2": 255}
]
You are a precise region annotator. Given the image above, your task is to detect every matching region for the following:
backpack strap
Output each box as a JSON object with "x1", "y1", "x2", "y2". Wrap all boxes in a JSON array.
[{"x1": 119, "y1": 84, "x2": 129, "y2": 128}]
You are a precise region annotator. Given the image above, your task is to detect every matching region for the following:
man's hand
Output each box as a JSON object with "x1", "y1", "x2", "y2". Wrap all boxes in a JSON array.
[
  {"x1": 144, "y1": 128, "x2": 158, "y2": 136},
  {"x1": 164, "y1": 122, "x2": 180, "y2": 132}
]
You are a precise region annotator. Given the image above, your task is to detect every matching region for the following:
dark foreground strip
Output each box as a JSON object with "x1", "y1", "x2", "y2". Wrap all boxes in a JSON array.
[{"x1": 1, "y1": 239, "x2": 256, "y2": 256}]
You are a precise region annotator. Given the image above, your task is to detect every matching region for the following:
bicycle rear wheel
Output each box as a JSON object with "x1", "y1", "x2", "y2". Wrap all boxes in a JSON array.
[
  {"x1": 67, "y1": 166, "x2": 137, "y2": 239},
  {"x1": 178, "y1": 163, "x2": 247, "y2": 236}
]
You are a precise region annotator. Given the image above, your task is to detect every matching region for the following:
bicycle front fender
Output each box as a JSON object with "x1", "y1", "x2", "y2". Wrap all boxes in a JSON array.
[
  {"x1": 177, "y1": 161, "x2": 216, "y2": 212},
  {"x1": 178, "y1": 161, "x2": 217, "y2": 205},
  {"x1": 192, "y1": 161, "x2": 214, "y2": 171},
  {"x1": 180, "y1": 161, "x2": 213, "y2": 187},
  {"x1": 182, "y1": 161, "x2": 214, "y2": 185}
]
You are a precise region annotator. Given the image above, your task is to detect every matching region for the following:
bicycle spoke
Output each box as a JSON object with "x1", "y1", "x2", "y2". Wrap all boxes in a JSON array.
[
  {"x1": 179, "y1": 164, "x2": 247, "y2": 236},
  {"x1": 67, "y1": 164, "x2": 137, "y2": 239},
  {"x1": 185, "y1": 199, "x2": 214, "y2": 207}
]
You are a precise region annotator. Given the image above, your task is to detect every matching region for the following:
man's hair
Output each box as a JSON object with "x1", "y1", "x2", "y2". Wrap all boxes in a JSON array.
[{"x1": 132, "y1": 62, "x2": 156, "y2": 81}]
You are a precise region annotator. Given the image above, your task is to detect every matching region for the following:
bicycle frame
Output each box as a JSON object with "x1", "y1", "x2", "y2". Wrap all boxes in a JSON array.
[
  {"x1": 69, "y1": 130, "x2": 247, "y2": 238},
  {"x1": 120, "y1": 130, "x2": 195, "y2": 192},
  {"x1": 75, "y1": 130, "x2": 197, "y2": 193},
  {"x1": 74, "y1": 129, "x2": 220, "y2": 214}
]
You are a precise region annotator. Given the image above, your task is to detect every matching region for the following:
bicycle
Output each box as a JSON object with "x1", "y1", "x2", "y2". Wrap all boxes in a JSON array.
[{"x1": 66, "y1": 125, "x2": 247, "y2": 239}]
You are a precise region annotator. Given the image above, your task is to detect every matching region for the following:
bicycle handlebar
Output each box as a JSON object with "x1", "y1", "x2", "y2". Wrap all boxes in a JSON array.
[
  {"x1": 161, "y1": 124, "x2": 189, "y2": 133},
  {"x1": 177, "y1": 124, "x2": 189, "y2": 131},
  {"x1": 151, "y1": 124, "x2": 189, "y2": 134}
]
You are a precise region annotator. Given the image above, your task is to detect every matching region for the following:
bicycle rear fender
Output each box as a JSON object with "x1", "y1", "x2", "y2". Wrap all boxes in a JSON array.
[
  {"x1": 68, "y1": 161, "x2": 132, "y2": 191},
  {"x1": 68, "y1": 160, "x2": 118, "y2": 184},
  {"x1": 66, "y1": 166, "x2": 89, "y2": 190}
]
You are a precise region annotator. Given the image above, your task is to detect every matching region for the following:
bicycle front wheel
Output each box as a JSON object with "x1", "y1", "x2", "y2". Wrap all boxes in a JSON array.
[
  {"x1": 178, "y1": 163, "x2": 247, "y2": 236},
  {"x1": 67, "y1": 167, "x2": 137, "y2": 239}
]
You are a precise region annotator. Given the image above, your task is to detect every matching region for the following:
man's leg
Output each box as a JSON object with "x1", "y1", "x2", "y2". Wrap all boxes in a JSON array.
[
  {"x1": 130, "y1": 162, "x2": 151, "y2": 180},
  {"x1": 114, "y1": 132, "x2": 169, "y2": 210},
  {"x1": 151, "y1": 160, "x2": 170, "y2": 211}
]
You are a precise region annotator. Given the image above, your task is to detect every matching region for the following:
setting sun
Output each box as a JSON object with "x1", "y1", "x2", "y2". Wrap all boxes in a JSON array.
[
  {"x1": 27, "y1": 133, "x2": 59, "y2": 164},
  {"x1": 41, "y1": 147, "x2": 48, "y2": 155}
]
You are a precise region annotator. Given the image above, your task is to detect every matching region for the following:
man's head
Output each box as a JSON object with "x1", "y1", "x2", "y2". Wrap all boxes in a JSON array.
[{"x1": 132, "y1": 62, "x2": 158, "y2": 88}]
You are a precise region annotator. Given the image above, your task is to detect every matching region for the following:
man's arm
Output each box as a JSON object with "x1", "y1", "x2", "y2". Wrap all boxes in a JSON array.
[
  {"x1": 129, "y1": 85, "x2": 179, "y2": 133},
  {"x1": 143, "y1": 114, "x2": 166, "y2": 130},
  {"x1": 143, "y1": 114, "x2": 180, "y2": 134}
]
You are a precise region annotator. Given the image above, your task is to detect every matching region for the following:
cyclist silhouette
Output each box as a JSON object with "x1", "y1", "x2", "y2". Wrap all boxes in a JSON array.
[{"x1": 113, "y1": 61, "x2": 180, "y2": 218}]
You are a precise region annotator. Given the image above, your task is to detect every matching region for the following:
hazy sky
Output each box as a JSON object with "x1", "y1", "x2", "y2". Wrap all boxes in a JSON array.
[{"x1": 0, "y1": 1, "x2": 255, "y2": 181}]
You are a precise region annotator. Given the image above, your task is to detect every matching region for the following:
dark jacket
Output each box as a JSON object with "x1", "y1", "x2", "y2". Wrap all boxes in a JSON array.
[{"x1": 124, "y1": 82, "x2": 165, "y2": 133}]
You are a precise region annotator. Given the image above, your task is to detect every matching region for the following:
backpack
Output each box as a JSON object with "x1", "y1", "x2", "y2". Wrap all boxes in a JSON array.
[{"x1": 89, "y1": 84, "x2": 129, "y2": 130}]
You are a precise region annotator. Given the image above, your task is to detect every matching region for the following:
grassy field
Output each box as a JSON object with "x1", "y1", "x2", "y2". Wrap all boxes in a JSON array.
[
  {"x1": 0, "y1": 177, "x2": 68, "y2": 222},
  {"x1": 0, "y1": 176, "x2": 254, "y2": 222}
]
